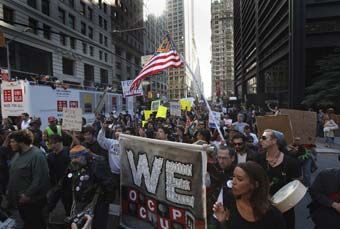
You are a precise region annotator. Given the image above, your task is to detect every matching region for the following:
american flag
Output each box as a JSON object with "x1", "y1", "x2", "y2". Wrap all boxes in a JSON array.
[{"x1": 130, "y1": 34, "x2": 183, "y2": 91}]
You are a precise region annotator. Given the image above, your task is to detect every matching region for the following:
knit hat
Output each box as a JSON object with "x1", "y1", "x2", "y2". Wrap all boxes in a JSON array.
[{"x1": 69, "y1": 145, "x2": 88, "y2": 158}]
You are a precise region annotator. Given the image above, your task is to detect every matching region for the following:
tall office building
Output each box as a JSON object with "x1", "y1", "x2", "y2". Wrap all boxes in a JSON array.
[
  {"x1": 0, "y1": 0, "x2": 114, "y2": 87},
  {"x1": 110, "y1": 0, "x2": 144, "y2": 92},
  {"x1": 166, "y1": 0, "x2": 201, "y2": 99},
  {"x1": 233, "y1": 0, "x2": 340, "y2": 108},
  {"x1": 143, "y1": 14, "x2": 168, "y2": 99},
  {"x1": 211, "y1": 0, "x2": 234, "y2": 103}
]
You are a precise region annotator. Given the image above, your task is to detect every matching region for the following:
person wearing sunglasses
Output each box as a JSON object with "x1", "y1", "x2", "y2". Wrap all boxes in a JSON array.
[
  {"x1": 231, "y1": 133, "x2": 257, "y2": 165},
  {"x1": 255, "y1": 129, "x2": 301, "y2": 229}
]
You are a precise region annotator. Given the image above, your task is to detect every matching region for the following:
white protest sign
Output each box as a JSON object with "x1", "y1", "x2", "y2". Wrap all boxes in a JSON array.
[
  {"x1": 1, "y1": 80, "x2": 29, "y2": 117},
  {"x1": 121, "y1": 80, "x2": 143, "y2": 98},
  {"x1": 170, "y1": 102, "x2": 181, "y2": 116},
  {"x1": 209, "y1": 111, "x2": 221, "y2": 128},
  {"x1": 61, "y1": 108, "x2": 83, "y2": 131}
]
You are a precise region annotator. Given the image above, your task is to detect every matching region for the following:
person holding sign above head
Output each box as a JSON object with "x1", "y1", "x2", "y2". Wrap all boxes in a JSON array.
[{"x1": 213, "y1": 161, "x2": 286, "y2": 229}]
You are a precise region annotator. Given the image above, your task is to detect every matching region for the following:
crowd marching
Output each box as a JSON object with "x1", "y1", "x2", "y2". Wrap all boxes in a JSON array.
[{"x1": 0, "y1": 101, "x2": 339, "y2": 229}]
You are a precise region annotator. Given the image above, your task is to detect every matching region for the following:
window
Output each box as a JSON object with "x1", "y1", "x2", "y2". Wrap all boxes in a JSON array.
[
  {"x1": 84, "y1": 64, "x2": 94, "y2": 86},
  {"x1": 115, "y1": 61, "x2": 121, "y2": 70},
  {"x1": 89, "y1": 46, "x2": 94, "y2": 56},
  {"x1": 41, "y1": 0, "x2": 50, "y2": 15},
  {"x1": 69, "y1": 14, "x2": 75, "y2": 29},
  {"x1": 58, "y1": 8, "x2": 66, "y2": 24},
  {"x1": 27, "y1": 0, "x2": 37, "y2": 9},
  {"x1": 99, "y1": 50, "x2": 103, "y2": 60},
  {"x1": 80, "y1": 1, "x2": 86, "y2": 16},
  {"x1": 103, "y1": 3, "x2": 107, "y2": 13},
  {"x1": 103, "y1": 19, "x2": 107, "y2": 30},
  {"x1": 81, "y1": 22, "x2": 86, "y2": 35},
  {"x1": 88, "y1": 7, "x2": 93, "y2": 21},
  {"x1": 28, "y1": 17, "x2": 38, "y2": 34},
  {"x1": 104, "y1": 53, "x2": 108, "y2": 62},
  {"x1": 82, "y1": 42, "x2": 87, "y2": 54},
  {"x1": 99, "y1": 33, "x2": 103, "y2": 44},
  {"x1": 60, "y1": 33, "x2": 66, "y2": 46},
  {"x1": 70, "y1": 37, "x2": 76, "y2": 49},
  {"x1": 62, "y1": 57, "x2": 74, "y2": 75},
  {"x1": 104, "y1": 36, "x2": 108, "y2": 46},
  {"x1": 3, "y1": 5, "x2": 14, "y2": 24},
  {"x1": 88, "y1": 27, "x2": 93, "y2": 39},
  {"x1": 99, "y1": 16, "x2": 103, "y2": 27},
  {"x1": 68, "y1": 0, "x2": 74, "y2": 8},
  {"x1": 116, "y1": 47, "x2": 121, "y2": 56},
  {"x1": 43, "y1": 24, "x2": 51, "y2": 39},
  {"x1": 100, "y1": 68, "x2": 108, "y2": 85}
]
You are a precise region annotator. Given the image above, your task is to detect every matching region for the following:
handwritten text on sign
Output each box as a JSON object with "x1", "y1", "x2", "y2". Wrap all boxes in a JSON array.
[{"x1": 62, "y1": 108, "x2": 83, "y2": 131}]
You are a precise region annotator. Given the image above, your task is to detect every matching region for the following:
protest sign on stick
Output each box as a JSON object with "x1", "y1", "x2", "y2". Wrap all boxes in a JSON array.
[{"x1": 62, "y1": 108, "x2": 83, "y2": 132}]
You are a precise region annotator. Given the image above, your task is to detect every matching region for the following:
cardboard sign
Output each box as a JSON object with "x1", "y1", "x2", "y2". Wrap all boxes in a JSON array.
[
  {"x1": 256, "y1": 115, "x2": 294, "y2": 144},
  {"x1": 121, "y1": 80, "x2": 143, "y2": 97},
  {"x1": 156, "y1": 105, "x2": 167, "y2": 119},
  {"x1": 170, "y1": 102, "x2": 181, "y2": 116},
  {"x1": 280, "y1": 109, "x2": 317, "y2": 144},
  {"x1": 62, "y1": 108, "x2": 83, "y2": 131},
  {"x1": 151, "y1": 100, "x2": 161, "y2": 111},
  {"x1": 119, "y1": 134, "x2": 207, "y2": 229}
]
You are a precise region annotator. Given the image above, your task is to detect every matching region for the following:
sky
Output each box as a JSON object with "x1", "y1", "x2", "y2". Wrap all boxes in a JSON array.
[{"x1": 146, "y1": 0, "x2": 212, "y2": 98}]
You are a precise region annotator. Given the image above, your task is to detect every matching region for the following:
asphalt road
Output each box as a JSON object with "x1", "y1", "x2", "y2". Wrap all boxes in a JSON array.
[{"x1": 295, "y1": 152, "x2": 340, "y2": 229}]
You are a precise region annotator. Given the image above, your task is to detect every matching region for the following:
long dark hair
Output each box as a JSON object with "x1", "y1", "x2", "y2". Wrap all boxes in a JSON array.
[{"x1": 237, "y1": 161, "x2": 271, "y2": 219}]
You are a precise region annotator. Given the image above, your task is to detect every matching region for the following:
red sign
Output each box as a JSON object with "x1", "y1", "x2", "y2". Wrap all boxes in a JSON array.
[
  {"x1": 3, "y1": 90, "x2": 12, "y2": 102},
  {"x1": 13, "y1": 89, "x2": 23, "y2": 102},
  {"x1": 69, "y1": 101, "x2": 79, "y2": 108},
  {"x1": 57, "y1": 100, "x2": 68, "y2": 112}
]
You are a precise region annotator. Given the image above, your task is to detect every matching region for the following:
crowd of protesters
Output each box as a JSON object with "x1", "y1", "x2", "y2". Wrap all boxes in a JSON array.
[{"x1": 0, "y1": 102, "x2": 338, "y2": 229}]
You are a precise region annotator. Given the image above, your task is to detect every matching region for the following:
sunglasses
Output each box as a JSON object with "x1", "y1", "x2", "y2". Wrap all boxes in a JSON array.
[
  {"x1": 261, "y1": 135, "x2": 270, "y2": 140},
  {"x1": 233, "y1": 142, "x2": 243, "y2": 146}
]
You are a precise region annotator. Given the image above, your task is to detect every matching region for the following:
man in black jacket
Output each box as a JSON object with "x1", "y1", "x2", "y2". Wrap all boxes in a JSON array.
[
  {"x1": 309, "y1": 168, "x2": 340, "y2": 229},
  {"x1": 52, "y1": 145, "x2": 118, "y2": 229},
  {"x1": 231, "y1": 133, "x2": 257, "y2": 164},
  {"x1": 206, "y1": 145, "x2": 236, "y2": 228}
]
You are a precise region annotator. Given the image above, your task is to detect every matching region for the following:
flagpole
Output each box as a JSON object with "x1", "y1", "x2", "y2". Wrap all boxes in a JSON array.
[{"x1": 167, "y1": 34, "x2": 225, "y2": 142}]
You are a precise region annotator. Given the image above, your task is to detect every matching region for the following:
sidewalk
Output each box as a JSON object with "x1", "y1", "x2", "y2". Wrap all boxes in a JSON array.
[{"x1": 315, "y1": 137, "x2": 340, "y2": 154}]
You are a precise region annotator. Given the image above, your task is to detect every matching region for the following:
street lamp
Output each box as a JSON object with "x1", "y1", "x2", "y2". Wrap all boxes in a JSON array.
[{"x1": 6, "y1": 27, "x2": 31, "y2": 79}]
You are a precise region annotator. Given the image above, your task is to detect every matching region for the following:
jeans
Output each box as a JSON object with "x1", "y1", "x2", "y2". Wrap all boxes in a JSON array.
[
  {"x1": 18, "y1": 199, "x2": 47, "y2": 229},
  {"x1": 325, "y1": 137, "x2": 334, "y2": 145},
  {"x1": 302, "y1": 158, "x2": 312, "y2": 187}
]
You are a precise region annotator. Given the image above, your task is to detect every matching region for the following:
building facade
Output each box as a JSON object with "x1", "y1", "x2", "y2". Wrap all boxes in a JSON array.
[
  {"x1": 166, "y1": 0, "x2": 200, "y2": 100},
  {"x1": 143, "y1": 14, "x2": 167, "y2": 100},
  {"x1": 110, "y1": 0, "x2": 144, "y2": 93},
  {"x1": 211, "y1": 0, "x2": 234, "y2": 103},
  {"x1": 0, "y1": 0, "x2": 114, "y2": 87}
]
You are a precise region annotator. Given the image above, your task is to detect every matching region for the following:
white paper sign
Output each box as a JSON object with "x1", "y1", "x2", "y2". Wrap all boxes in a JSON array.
[
  {"x1": 170, "y1": 102, "x2": 181, "y2": 116},
  {"x1": 121, "y1": 80, "x2": 143, "y2": 98},
  {"x1": 1, "y1": 80, "x2": 29, "y2": 117},
  {"x1": 209, "y1": 111, "x2": 221, "y2": 128},
  {"x1": 62, "y1": 108, "x2": 83, "y2": 131}
]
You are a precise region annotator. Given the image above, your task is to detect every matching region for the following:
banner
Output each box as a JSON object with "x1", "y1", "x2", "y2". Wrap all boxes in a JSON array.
[
  {"x1": 120, "y1": 134, "x2": 207, "y2": 229},
  {"x1": 61, "y1": 108, "x2": 83, "y2": 131},
  {"x1": 151, "y1": 100, "x2": 161, "y2": 111},
  {"x1": 144, "y1": 110, "x2": 153, "y2": 121},
  {"x1": 170, "y1": 102, "x2": 181, "y2": 116},
  {"x1": 280, "y1": 109, "x2": 317, "y2": 144},
  {"x1": 209, "y1": 111, "x2": 221, "y2": 128},
  {"x1": 156, "y1": 106, "x2": 167, "y2": 119},
  {"x1": 256, "y1": 115, "x2": 294, "y2": 144},
  {"x1": 1, "y1": 80, "x2": 29, "y2": 117},
  {"x1": 121, "y1": 80, "x2": 143, "y2": 98}
]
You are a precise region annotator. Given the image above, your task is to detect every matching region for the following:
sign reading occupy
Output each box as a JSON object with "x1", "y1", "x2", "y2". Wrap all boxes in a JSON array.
[{"x1": 119, "y1": 134, "x2": 207, "y2": 229}]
